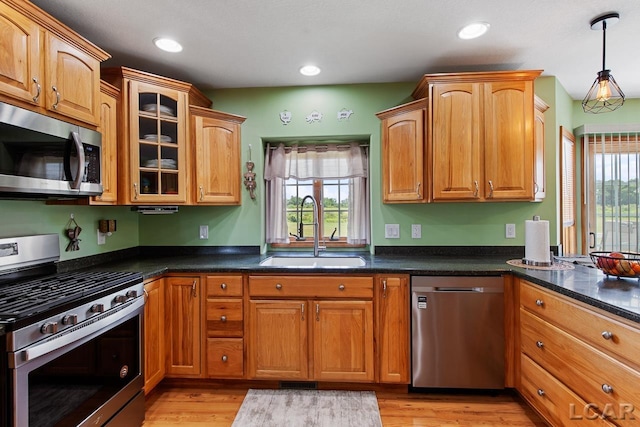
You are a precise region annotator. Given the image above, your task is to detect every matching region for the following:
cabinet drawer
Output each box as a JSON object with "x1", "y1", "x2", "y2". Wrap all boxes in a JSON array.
[
  {"x1": 206, "y1": 275, "x2": 243, "y2": 297},
  {"x1": 521, "y1": 309, "x2": 640, "y2": 425},
  {"x1": 249, "y1": 276, "x2": 373, "y2": 298},
  {"x1": 520, "y1": 354, "x2": 615, "y2": 427},
  {"x1": 207, "y1": 338, "x2": 244, "y2": 378},
  {"x1": 206, "y1": 299, "x2": 243, "y2": 337},
  {"x1": 520, "y1": 280, "x2": 640, "y2": 370}
]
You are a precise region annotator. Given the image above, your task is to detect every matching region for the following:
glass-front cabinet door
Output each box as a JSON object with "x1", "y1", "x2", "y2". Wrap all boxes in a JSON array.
[{"x1": 128, "y1": 81, "x2": 187, "y2": 203}]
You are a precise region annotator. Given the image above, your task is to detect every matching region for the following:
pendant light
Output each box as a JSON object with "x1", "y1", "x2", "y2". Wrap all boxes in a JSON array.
[{"x1": 582, "y1": 12, "x2": 625, "y2": 113}]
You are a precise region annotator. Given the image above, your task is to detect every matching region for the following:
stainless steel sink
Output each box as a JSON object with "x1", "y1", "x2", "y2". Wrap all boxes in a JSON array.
[{"x1": 259, "y1": 256, "x2": 366, "y2": 268}]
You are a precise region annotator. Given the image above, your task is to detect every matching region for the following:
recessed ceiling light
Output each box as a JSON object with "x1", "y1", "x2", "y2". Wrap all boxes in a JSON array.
[
  {"x1": 457, "y1": 22, "x2": 490, "y2": 40},
  {"x1": 153, "y1": 37, "x2": 183, "y2": 53},
  {"x1": 299, "y1": 65, "x2": 321, "y2": 76}
]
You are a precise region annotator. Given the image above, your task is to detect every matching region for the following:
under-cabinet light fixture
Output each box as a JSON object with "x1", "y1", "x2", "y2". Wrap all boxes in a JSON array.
[
  {"x1": 457, "y1": 22, "x2": 490, "y2": 40},
  {"x1": 153, "y1": 37, "x2": 183, "y2": 53},
  {"x1": 582, "y1": 12, "x2": 625, "y2": 113}
]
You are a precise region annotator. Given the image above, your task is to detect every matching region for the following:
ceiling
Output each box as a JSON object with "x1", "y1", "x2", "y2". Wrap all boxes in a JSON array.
[{"x1": 31, "y1": 0, "x2": 640, "y2": 99}]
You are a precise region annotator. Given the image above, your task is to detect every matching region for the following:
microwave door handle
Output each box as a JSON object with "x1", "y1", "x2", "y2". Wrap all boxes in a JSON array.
[{"x1": 69, "y1": 131, "x2": 85, "y2": 190}]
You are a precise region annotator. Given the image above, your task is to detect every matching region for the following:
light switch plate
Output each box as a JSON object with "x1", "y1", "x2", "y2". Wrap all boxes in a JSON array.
[
  {"x1": 411, "y1": 224, "x2": 421, "y2": 239},
  {"x1": 199, "y1": 225, "x2": 209, "y2": 240},
  {"x1": 506, "y1": 223, "x2": 516, "y2": 239},
  {"x1": 97, "y1": 229, "x2": 106, "y2": 245},
  {"x1": 385, "y1": 224, "x2": 400, "y2": 239}
]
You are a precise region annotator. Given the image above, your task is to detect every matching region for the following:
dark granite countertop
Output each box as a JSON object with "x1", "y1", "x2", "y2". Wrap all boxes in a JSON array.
[{"x1": 87, "y1": 252, "x2": 640, "y2": 324}]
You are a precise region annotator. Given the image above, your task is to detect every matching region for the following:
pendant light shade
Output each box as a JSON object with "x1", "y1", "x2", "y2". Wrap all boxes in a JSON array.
[{"x1": 582, "y1": 13, "x2": 625, "y2": 114}]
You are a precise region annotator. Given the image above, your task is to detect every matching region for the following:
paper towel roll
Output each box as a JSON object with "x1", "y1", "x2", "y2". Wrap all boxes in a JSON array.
[{"x1": 524, "y1": 219, "x2": 550, "y2": 264}]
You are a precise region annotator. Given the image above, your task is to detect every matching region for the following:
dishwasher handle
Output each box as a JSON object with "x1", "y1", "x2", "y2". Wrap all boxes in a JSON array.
[{"x1": 433, "y1": 286, "x2": 502, "y2": 293}]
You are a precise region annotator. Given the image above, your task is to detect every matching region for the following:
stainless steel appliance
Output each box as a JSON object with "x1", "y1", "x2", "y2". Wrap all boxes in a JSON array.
[
  {"x1": 0, "y1": 234, "x2": 145, "y2": 427},
  {"x1": 411, "y1": 276, "x2": 505, "y2": 389},
  {"x1": 0, "y1": 102, "x2": 102, "y2": 198}
]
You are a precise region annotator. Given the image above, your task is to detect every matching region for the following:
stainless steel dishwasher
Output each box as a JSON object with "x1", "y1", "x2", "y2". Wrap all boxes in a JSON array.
[{"x1": 411, "y1": 276, "x2": 505, "y2": 389}]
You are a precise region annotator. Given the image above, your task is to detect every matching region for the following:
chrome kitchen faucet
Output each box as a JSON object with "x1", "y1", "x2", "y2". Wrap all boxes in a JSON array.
[{"x1": 299, "y1": 195, "x2": 326, "y2": 257}]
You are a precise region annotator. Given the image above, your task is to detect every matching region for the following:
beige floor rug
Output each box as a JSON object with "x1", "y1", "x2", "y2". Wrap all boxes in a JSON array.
[{"x1": 231, "y1": 389, "x2": 383, "y2": 427}]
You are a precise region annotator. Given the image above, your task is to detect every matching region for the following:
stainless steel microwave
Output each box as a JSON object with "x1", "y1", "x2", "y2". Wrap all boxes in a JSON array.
[{"x1": 0, "y1": 102, "x2": 102, "y2": 198}]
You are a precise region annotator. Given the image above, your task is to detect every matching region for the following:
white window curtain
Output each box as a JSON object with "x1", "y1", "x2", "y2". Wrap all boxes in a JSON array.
[{"x1": 264, "y1": 142, "x2": 370, "y2": 245}]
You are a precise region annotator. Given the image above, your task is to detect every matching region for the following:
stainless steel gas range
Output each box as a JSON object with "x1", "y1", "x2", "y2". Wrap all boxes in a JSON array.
[{"x1": 0, "y1": 234, "x2": 145, "y2": 427}]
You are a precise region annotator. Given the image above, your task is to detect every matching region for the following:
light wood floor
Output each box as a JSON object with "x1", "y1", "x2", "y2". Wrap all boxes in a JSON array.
[{"x1": 144, "y1": 384, "x2": 547, "y2": 426}]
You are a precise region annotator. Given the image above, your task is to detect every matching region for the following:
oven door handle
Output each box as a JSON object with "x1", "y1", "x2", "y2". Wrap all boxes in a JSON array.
[{"x1": 14, "y1": 298, "x2": 143, "y2": 367}]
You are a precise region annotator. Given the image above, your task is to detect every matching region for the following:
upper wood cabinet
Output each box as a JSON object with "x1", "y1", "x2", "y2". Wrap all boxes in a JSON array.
[
  {"x1": 412, "y1": 70, "x2": 542, "y2": 202},
  {"x1": 0, "y1": 0, "x2": 108, "y2": 126},
  {"x1": 91, "y1": 81, "x2": 119, "y2": 205},
  {"x1": 533, "y1": 95, "x2": 549, "y2": 201},
  {"x1": 376, "y1": 99, "x2": 428, "y2": 203},
  {"x1": 190, "y1": 106, "x2": 246, "y2": 205},
  {"x1": 101, "y1": 67, "x2": 211, "y2": 205}
]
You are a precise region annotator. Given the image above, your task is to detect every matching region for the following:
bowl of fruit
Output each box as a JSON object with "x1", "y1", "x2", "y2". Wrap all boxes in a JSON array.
[{"x1": 589, "y1": 251, "x2": 640, "y2": 278}]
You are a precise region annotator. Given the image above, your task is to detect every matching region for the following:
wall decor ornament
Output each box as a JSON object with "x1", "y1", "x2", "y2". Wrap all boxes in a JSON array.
[
  {"x1": 279, "y1": 110, "x2": 292, "y2": 125},
  {"x1": 243, "y1": 144, "x2": 256, "y2": 199},
  {"x1": 305, "y1": 110, "x2": 323, "y2": 123},
  {"x1": 64, "y1": 214, "x2": 82, "y2": 252},
  {"x1": 337, "y1": 108, "x2": 354, "y2": 120}
]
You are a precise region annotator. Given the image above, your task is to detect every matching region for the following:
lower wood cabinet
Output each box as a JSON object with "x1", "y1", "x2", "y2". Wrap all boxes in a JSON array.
[
  {"x1": 247, "y1": 275, "x2": 375, "y2": 382},
  {"x1": 517, "y1": 279, "x2": 640, "y2": 426},
  {"x1": 165, "y1": 275, "x2": 202, "y2": 377},
  {"x1": 376, "y1": 275, "x2": 410, "y2": 383},
  {"x1": 143, "y1": 277, "x2": 165, "y2": 394},
  {"x1": 205, "y1": 274, "x2": 244, "y2": 378}
]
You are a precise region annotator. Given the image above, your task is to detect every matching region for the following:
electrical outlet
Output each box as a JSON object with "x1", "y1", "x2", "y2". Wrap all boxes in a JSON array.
[
  {"x1": 384, "y1": 224, "x2": 400, "y2": 239},
  {"x1": 199, "y1": 225, "x2": 209, "y2": 240},
  {"x1": 97, "y1": 229, "x2": 106, "y2": 245},
  {"x1": 411, "y1": 224, "x2": 421, "y2": 239},
  {"x1": 506, "y1": 223, "x2": 516, "y2": 239}
]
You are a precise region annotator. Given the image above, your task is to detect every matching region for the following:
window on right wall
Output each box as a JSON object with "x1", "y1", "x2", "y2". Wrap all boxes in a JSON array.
[{"x1": 581, "y1": 125, "x2": 640, "y2": 253}]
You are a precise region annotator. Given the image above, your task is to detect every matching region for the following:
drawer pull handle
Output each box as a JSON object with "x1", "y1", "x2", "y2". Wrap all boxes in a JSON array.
[
  {"x1": 220, "y1": 283, "x2": 227, "y2": 290},
  {"x1": 338, "y1": 284, "x2": 345, "y2": 291},
  {"x1": 601, "y1": 331, "x2": 613, "y2": 340},
  {"x1": 537, "y1": 389, "x2": 545, "y2": 397},
  {"x1": 220, "y1": 315, "x2": 227, "y2": 322},
  {"x1": 536, "y1": 341, "x2": 544, "y2": 349},
  {"x1": 275, "y1": 283, "x2": 282, "y2": 290},
  {"x1": 488, "y1": 180, "x2": 494, "y2": 198},
  {"x1": 222, "y1": 355, "x2": 228, "y2": 363},
  {"x1": 602, "y1": 384, "x2": 613, "y2": 394},
  {"x1": 535, "y1": 299, "x2": 544, "y2": 307}
]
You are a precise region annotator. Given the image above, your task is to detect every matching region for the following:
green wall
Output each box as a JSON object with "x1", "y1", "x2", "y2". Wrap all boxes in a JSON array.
[
  {"x1": 0, "y1": 201, "x2": 139, "y2": 261},
  {"x1": 138, "y1": 81, "x2": 558, "y2": 252},
  {"x1": 3, "y1": 78, "x2": 637, "y2": 259}
]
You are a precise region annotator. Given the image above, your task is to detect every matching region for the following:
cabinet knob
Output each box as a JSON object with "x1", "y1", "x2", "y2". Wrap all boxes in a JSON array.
[
  {"x1": 133, "y1": 183, "x2": 139, "y2": 200},
  {"x1": 488, "y1": 180, "x2": 494, "y2": 198},
  {"x1": 220, "y1": 283, "x2": 227, "y2": 290},
  {"x1": 416, "y1": 182, "x2": 421, "y2": 198},
  {"x1": 602, "y1": 384, "x2": 613, "y2": 394},
  {"x1": 473, "y1": 180, "x2": 479, "y2": 198},
  {"x1": 537, "y1": 389, "x2": 545, "y2": 397},
  {"x1": 601, "y1": 331, "x2": 613, "y2": 340},
  {"x1": 535, "y1": 299, "x2": 544, "y2": 307},
  {"x1": 338, "y1": 284, "x2": 345, "y2": 291},
  {"x1": 275, "y1": 283, "x2": 282, "y2": 290},
  {"x1": 220, "y1": 315, "x2": 227, "y2": 322},
  {"x1": 199, "y1": 185, "x2": 204, "y2": 201},
  {"x1": 221, "y1": 355, "x2": 228, "y2": 363},
  {"x1": 536, "y1": 341, "x2": 544, "y2": 349}
]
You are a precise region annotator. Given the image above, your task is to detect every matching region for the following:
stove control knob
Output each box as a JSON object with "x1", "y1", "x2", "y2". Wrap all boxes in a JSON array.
[
  {"x1": 90, "y1": 304, "x2": 105, "y2": 313},
  {"x1": 114, "y1": 295, "x2": 128, "y2": 303},
  {"x1": 126, "y1": 290, "x2": 138, "y2": 299},
  {"x1": 62, "y1": 314, "x2": 78, "y2": 325},
  {"x1": 40, "y1": 322, "x2": 58, "y2": 334}
]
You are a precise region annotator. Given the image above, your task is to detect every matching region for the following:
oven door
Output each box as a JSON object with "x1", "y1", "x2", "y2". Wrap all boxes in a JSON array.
[{"x1": 10, "y1": 300, "x2": 144, "y2": 427}]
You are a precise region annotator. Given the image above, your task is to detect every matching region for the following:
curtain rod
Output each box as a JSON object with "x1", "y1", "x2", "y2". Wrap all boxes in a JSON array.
[{"x1": 268, "y1": 143, "x2": 369, "y2": 150}]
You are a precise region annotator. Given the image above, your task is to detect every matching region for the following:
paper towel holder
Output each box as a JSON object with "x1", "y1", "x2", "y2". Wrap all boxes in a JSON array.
[{"x1": 523, "y1": 215, "x2": 553, "y2": 267}]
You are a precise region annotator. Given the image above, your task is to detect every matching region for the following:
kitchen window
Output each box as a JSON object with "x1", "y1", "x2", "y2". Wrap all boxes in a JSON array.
[
  {"x1": 264, "y1": 142, "x2": 370, "y2": 247},
  {"x1": 582, "y1": 126, "x2": 640, "y2": 253}
]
